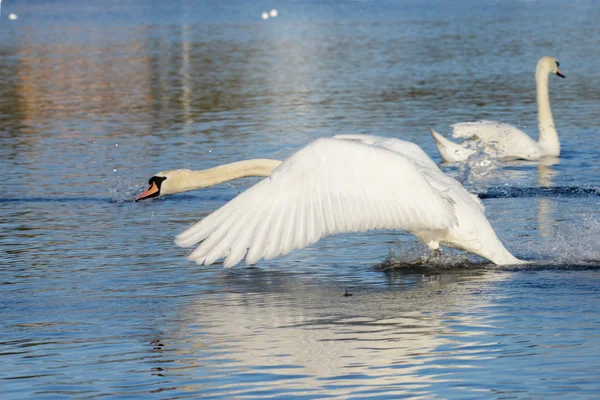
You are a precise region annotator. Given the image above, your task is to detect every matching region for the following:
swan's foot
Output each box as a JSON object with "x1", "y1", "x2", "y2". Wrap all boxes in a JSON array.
[{"x1": 422, "y1": 248, "x2": 443, "y2": 264}]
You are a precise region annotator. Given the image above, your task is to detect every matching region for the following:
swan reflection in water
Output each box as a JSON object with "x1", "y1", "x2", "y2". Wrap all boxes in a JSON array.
[
  {"x1": 536, "y1": 157, "x2": 560, "y2": 239},
  {"x1": 154, "y1": 268, "x2": 512, "y2": 396}
]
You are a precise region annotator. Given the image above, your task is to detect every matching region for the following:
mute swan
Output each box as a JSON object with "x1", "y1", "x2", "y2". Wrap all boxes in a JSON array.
[
  {"x1": 430, "y1": 56, "x2": 566, "y2": 162},
  {"x1": 174, "y1": 135, "x2": 524, "y2": 267},
  {"x1": 136, "y1": 159, "x2": 282, "y2": 201}
]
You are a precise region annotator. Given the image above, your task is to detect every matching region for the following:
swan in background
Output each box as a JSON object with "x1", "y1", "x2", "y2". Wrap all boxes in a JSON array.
[
  {"x1": 174, "y1": 134, "x2": 524, "y2": 267},
  {"x1": 135, "y1": 159, "x2": 282, "y2": 201},
  {"x1": 430, "y1": 56, "x2": 566, "y2": 162}
]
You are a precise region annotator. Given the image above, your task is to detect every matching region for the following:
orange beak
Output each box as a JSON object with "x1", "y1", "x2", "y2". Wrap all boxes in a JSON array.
[
  {"x1": 135, "y1": 182, "x2": 160, "y2": 201},
  {"x1": 556, "y1": 68, "x2": 566, "y2": 78}
]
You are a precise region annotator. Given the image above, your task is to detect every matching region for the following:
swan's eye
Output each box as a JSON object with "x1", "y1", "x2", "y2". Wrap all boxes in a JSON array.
[
  {"x1": 149, "y1": 176, "x2": 167, "y2": 188},
  {"x1": 556, "y1": 61, "x2": 560, "y2": 67}
]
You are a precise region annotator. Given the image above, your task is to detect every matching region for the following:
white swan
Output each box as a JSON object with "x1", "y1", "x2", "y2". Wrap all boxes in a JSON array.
[
  {"x1": 174, "y1": 135, "x2": 524, "y2": 267},
  {"x1": 430, "y1": 56, "x2": 566, "y2": 162},
  {"x1": 135, "y1": 159, "x2": 282, "y2": 201}
]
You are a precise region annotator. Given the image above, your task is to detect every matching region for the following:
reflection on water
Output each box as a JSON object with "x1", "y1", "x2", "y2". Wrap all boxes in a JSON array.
[
  {"x1": 536, "y1": 157, "x2": 559, "y2": 238},
  {"x1": 172, "y1": 273, "x2": 501, "y2": 397},
  {"x1": 2, "y1": 0, "x2": 600, "y2": 398},
  {"x1": 167, "y1": 268, "x2": 599, "y2": 398}
]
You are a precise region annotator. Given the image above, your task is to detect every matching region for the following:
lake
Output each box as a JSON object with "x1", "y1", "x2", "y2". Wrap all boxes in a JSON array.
[{"x1": 1, "y1": 0, "x2": 600, "y2": 398}]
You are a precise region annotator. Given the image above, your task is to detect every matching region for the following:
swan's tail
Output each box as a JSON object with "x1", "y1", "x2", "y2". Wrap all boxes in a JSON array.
[
  {"x1": 429, "y1": 128, "x2": 475, "y2": 163},
  {"x1": 450, "y1": 234, "x2": 527, "y2": 266},
  {"x1": 488, "y1": 250, "x2": 528, "y2": 266}
]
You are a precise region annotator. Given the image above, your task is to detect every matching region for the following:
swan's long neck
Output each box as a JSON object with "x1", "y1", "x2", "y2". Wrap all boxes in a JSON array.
[
  {"x1": 178, "y1": 159, "x2": 281, "y2": 193},
  {"x1": 536, "y1": 69, "x2": 560, "y2": 156}
]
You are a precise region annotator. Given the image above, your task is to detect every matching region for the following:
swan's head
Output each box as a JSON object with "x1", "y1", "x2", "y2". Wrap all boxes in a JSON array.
[
  {"x1": 135, "y1": 169, "x2": 193, "y2": 201},
  {"x1": 537, "y1": 56, "x2": 566, "y2": 79}
]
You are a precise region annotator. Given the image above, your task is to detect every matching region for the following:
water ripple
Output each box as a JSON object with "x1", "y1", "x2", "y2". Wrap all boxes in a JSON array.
[{"x1": 2, "y1": 0, "x2": 600, "y2": 398}]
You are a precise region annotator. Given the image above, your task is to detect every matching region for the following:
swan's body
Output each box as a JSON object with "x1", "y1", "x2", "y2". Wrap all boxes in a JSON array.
[
  {"x1": 175, "y1": 135, "x2": 523, "y2": 267},
  {"x1": 431, "y1": 56, "x2": 565, "y2": 162},
  {"x1": 136, "y1": 159, "x2": 281, "y2": 201}
]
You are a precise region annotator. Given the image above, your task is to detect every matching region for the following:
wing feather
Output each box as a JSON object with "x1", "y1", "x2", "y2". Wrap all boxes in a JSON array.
[
  {"x1": 247, "y1": 187, "x2": 286, "y2": 264},
  {"x1": 333, "y1": 134, "x2": 483, "y2": 213},
  {"x1": 175, "y1": 138, "x2": 457, "y2": 267},
  {"x1": 223, "y1": 192, "x2": 278, "y2": 267}
]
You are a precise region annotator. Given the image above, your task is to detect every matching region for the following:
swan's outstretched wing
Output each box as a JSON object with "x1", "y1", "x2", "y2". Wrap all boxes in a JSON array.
[
  {"x1": 333, "y1": 134, "x2": 441, "y2": 171},
  {"x1": 175, "y1": 138, "x2": 457, "y2": 267},
  {"x1": 334, "y1": 134, "x2": 484, "y2": 212}
]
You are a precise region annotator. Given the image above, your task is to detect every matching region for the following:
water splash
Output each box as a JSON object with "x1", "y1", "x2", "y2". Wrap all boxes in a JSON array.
[
  {"x1": 109, "y1": 176, "x2": 143, "y2": 203},
  {"x1": 545, "y1": 212, "x2": 600, "y2": 264},
  {"x1": 377, "y1": 241, "x2": 478, "y2": 270},
  {"x1": 453, "y1": 142, "x2": 502, "y2": 188},
  {"x1": 378, "y1": 210, "x2": 600, "y2": 270},
  {"x1": 476, "y1": 186, "x2": 600, "y2": 199}
]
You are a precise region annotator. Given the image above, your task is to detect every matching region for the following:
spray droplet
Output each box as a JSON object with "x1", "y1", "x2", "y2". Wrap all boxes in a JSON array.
[
  {"x1": 261, "y1": 11, "x2": 269, "y2": 20},
  {"x1": 269, "y1": 9, "x2": 278, "y2": 17},
  {"x1": 9, "y1": 13, "x2": 18, "y2": 20}
]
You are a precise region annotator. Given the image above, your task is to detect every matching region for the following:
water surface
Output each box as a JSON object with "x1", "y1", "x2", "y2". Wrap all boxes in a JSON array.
[{"x1": 1, "y1": 0, "x2": 600, "y2": 398}]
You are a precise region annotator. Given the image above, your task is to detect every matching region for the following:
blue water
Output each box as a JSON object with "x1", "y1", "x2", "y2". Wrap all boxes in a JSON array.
[{"x1": 1, "y1": 0, "x2": 600, "y2": 398}]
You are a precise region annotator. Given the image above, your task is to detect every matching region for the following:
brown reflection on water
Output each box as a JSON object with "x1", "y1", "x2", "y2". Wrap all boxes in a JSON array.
[{"x1": 15, "y1": 26, "x2": 154, "y2": 135}]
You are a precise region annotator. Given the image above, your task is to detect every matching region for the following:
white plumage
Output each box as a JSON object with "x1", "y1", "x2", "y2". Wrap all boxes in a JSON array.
[{"x1": 175, "y1": 135, "x2": 523, "y2": 267}]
